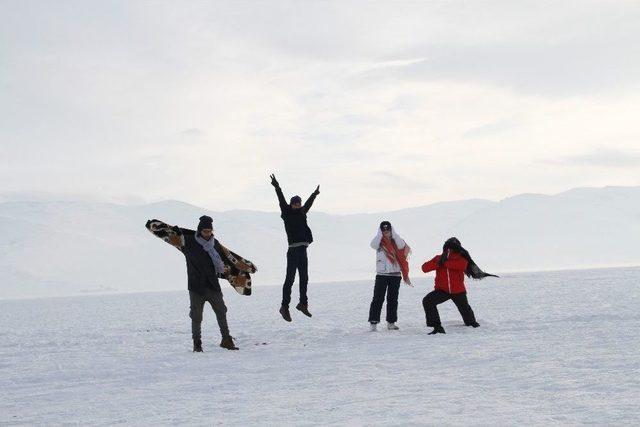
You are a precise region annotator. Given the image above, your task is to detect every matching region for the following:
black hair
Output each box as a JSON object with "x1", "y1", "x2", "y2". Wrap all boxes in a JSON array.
[{"x1": 439, "y1": 237, "x2": 498, "y2": 279}]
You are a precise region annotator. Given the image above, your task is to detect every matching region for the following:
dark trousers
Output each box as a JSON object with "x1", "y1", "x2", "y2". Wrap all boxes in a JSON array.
[
  {"x1": 282, "y1": 245, "x2": 309, "y2": 307},
  {"x1": 189, "y1": 287, "x2": 230, "y2": 340},
  {"x1": 368, "y1": 274, "x2": 402, "y2": 324},
  {"x1": 422, "y1": 290, "x2": 477, "y2": 327}
]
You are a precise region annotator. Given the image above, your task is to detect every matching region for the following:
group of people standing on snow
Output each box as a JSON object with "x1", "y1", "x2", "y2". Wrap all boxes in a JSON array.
[
  {"x1": 367, "y1": 222, "x2": 496, "y2": 334},
  {"x1": 145, "y1": 174, "x2": 497, "y2": 352}
]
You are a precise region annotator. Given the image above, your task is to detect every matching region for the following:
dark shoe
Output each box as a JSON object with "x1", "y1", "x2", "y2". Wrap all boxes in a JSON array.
[
  {"x1": 220, "y1": 336, "x2": 239, "y2": 350},
  {"x1": 467, "y1": 322, "x2": 480, "y2": 328},
  {"x1": 428, "y1": 325, "x2": 446, "y2": 335},
  {"x1": 193, "y1": 338, "x2": 203, "y2": 352},
  {"x1": 279, "y1": 305, "x2": 292, "y2": 322},
  {"x1": 295, "y1": 303, "x2": 312, "y2": 318}
]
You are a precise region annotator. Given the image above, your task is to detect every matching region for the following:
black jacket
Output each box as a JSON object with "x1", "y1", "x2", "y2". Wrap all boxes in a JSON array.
[
  {"x1": 274, "y1": 186, "x2": 318, "y2": 245},
  {"x1": 180, "y1": 230, "x2": 224, "y2": 294}
]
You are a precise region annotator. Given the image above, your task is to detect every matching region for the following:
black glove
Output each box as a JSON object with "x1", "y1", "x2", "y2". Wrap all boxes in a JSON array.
[
  {"x1": 313, "y1": 185, "x2": 320, "y2": 196},
  {"x1": 171, "y1": 225, "x2": 182, "y2": 235},
  {"x1": 270, "y1": 174, "x2": 279, "y2": 188}
]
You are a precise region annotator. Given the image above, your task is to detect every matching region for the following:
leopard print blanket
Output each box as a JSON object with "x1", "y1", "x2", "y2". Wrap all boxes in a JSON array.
[{"x1": 146, "y1": 219, "x2": 257, "y2": 296}]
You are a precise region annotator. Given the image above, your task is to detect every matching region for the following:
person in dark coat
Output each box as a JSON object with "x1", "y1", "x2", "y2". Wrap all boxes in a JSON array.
[
  {"x1": 421, "y1": 237, "x2": 498, "y2": 335},
  {"x1": 146, "y1": 216, "x2": 239, "y2": 351},
  {"x1": 270, "y1": 174, "x2": 320, "y2": 322}
]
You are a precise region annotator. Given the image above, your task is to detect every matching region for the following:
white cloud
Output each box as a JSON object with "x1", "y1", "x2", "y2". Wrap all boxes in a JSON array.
[{"x1": 1, "y1": 1, "x2": 639, "y2": 213}]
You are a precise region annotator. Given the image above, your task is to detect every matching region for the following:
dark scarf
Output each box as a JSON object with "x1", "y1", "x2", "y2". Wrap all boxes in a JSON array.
[{"x1": 439, "y1": 237, "x2": 499, "y2": 280}]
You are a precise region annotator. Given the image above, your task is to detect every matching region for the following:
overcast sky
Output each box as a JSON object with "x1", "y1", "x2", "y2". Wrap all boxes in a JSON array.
[{"x1": 1, "y1": 0, "x2": 639, "y2": 213}]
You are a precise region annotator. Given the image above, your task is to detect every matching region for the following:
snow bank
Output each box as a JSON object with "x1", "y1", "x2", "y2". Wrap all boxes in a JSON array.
[{"x1": 1, "y1": 267, "x2": 639, "y2": 425}]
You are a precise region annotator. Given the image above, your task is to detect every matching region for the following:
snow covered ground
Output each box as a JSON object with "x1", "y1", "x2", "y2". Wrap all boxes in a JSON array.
[{"x1": 1, "y1": 267, "x2": 639, "y2": 425}]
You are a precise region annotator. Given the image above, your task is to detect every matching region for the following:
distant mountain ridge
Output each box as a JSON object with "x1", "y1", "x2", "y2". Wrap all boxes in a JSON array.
[{"x1": 1, "y1": 186, "x2": 638, "y2": 299}]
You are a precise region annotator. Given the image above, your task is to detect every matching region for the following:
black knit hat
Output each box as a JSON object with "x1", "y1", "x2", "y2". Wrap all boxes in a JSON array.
[
  {"x1": 197, "y1": 215, "x2": 213, "y2": 232},
  {"x1": 290, "y1": 195, "x2": 302, "y2": 205},
  {"x1": 380, "y1": 221, "x2": 392, "y2": 231}
]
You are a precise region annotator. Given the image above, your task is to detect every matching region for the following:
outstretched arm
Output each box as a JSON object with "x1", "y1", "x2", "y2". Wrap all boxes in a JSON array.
[
  {"x1": 270, "y1": 174, "x2": 288, "y2": 212},
  {"x1": 303, "y1": 185, "x2": 320, "y2": 213},
  {"x1": 145, "y1": 219, "x2": 185, "y2": 250}
]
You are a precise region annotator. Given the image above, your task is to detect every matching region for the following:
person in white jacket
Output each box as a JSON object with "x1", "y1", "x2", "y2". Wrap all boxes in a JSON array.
[{"x1": 368, "y1": 221, "x2": 411, "y2": 331}]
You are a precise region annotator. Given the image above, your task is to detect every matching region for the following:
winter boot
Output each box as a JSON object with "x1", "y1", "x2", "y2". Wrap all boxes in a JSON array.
[
  {"x1": 193, "y1": 338, "x2": 203, "y2": 352},
  {"x1": 220, "y1": 336, "x2": 239, "y2": 351},
  {"x1": 369, "y1": 322, "x2": 378, "y2": 332},
  {"x1": 466, "y1": 321, "x2": 480, "y2": 328},
  {"x1": 387, "y1": 322, "x2": 400, "y2": 330},
  {"x1": 279, "y1": 305, "x2": 292, "y2": 322},
  {"x1": 295, "y1": 303, "x2": 312, "y2": 318},
  {"x1": 428, "y1": 325, "x2": 446, "y2": 335}
]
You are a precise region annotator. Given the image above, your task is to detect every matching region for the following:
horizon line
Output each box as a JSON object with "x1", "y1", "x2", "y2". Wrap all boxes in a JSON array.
[{"x1": 1, "y1": 184, "x2": 638, "y2": 216}]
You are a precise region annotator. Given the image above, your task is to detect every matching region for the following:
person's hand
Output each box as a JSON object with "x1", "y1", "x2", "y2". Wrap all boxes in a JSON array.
[
  {"x1": 313, "y1": 185, "x2": 320, "y2": 196},
  {"x1": 270, "y1": 174, "x2": 279, "y2": 188},
  {"x1": 404, "y1": 278, "x2": 413, "y2": 287},
  {"x1": 171, "y1": 225, "x2": 182, "y2": 235}
]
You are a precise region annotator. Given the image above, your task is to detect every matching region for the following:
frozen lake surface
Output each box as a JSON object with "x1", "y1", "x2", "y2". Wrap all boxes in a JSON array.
[{"x1": 1, "y1": 267, "x2": 639, "y2": 425}]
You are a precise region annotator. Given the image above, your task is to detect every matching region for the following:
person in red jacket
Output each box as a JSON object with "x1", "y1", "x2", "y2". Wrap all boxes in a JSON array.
[{"x1": 421, "y1": 237, "x2": 498, "y2": 335}]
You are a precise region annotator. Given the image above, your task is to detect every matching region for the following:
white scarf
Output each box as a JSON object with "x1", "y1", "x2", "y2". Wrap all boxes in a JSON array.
[{"x1": 195, "y1": 234, "x2": 226, "y2": 275}]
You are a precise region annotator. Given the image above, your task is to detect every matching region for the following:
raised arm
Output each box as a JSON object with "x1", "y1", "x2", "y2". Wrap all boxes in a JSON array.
[
  {"x1": 370, "y1": 230, "x2": 383, "y2": 250},
  {"x1": 145, "y1": 219, "x2": 185, "y2": 250},
  {"x1": 303, "y1": 185, "x2": 320, "y2": 213},
  {"x1": 391, "y1": 230, "x2": 406, "y2": 250},
  {"x1": 421, "y1": 256, "x2": 440, "y2": 273},
  {"x1": 270, "y1": 174, "x2": 288, "y2": 212}
]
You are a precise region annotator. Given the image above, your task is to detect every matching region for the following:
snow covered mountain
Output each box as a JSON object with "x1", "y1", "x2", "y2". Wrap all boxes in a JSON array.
[{"x1": 1, "y1": 186, "x2": 638, "y2": 299}]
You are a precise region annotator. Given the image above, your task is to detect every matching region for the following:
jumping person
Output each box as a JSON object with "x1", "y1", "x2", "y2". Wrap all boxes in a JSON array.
[
  {"x1": 270, "y1": 174, "x2": 320, "y2": 322},
  {"x1": 146, "y1": 216, "x2": 257, "y2": 351},
  {"x1": 421, "y1": 237, "x2": 498, "y2": 335},
  {"x1": 368, "y1": 221, "x2": 412, "y2": 331}
]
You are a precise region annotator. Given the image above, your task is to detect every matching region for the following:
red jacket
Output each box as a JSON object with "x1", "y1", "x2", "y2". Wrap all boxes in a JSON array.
[{"x1": 421, "y1": 251, "x2": 469, "y2": 294}]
